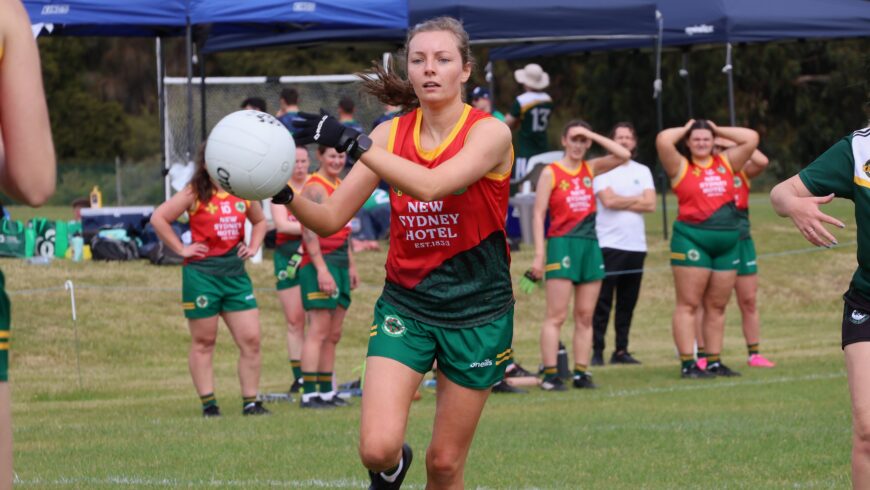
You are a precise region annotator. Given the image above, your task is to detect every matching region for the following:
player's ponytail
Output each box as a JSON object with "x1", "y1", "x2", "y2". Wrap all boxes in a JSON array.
[
  {"x1": 191, "y1": 143, "x2": 216, "y2": 204},
  {"x1": 360, "y1": 16, "x2": 474, "y2": 109}
]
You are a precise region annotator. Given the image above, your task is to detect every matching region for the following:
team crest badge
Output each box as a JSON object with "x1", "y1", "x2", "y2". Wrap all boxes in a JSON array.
[
  {"x1": 561, "y1": 256, "x2": 571, "y2": 268},
  {"x1": 393, "y1": 186, "x2": 403, "y2": 197},
  {"x1": 692, "y1": 167, "x2": 702, "y2": 177},
  {"x1": 733, "y1": 176, "x2": 742, "y2": 188},
  {"x1": 687, "y1": 249, "x2": 701, "y2": 262},
  {"x1": 382, "y1": 315, "x2": 407, "y2": 337},
  {"x1": 863, "y1": 160, "x2": 870, "y2": 179},
  {"x1": 717, "y1": 165, "x2": 726, "y2": 174},
  {"x1": 583, "y1": 177, "x2": 592, "y2": 188},
  {"x1": 277, "y1": 270, "x2": 288, "y2": 280},
  {"x1": 196, "y1": 295, "x2": 209, "y2": 308},
  {"x1": 235, "y1": 201, "x2": 246, "y2": 213}
]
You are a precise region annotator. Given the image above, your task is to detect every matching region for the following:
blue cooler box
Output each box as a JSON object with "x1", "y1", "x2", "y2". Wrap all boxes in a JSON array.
[{"x1": 80, "y1": 206, "x2": 155, "y2": 240}]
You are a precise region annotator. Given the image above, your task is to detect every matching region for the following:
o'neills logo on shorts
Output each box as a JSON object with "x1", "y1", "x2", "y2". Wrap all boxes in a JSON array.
[
  {"x1": 850, "y1": 309, "x2": 869, "y2": 325},
  {"x1": 470, "y1": 359, "x2": 493, "y2": 369}
]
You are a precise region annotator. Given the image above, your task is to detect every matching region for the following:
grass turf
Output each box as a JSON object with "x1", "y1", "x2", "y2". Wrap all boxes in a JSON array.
[{"x1": 4, "y1": 195, "x2": 858, "y2": 488}]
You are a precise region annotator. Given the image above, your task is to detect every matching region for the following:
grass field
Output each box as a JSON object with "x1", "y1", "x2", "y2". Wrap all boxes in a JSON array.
[{"x1": 3, "y1": 195, "x2": 860, "y2": 488}]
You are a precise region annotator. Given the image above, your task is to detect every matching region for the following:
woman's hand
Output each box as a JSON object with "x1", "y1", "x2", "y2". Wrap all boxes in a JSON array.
[
  {"x1": 182, "y1": 242, "x2": 209, "y2": 259},
  {"x1": 317, "y1": 267, "x2": 338, "y2": 297},
  {"x1": 783, "y1": 193, "x2": 845, "y2": 248},
  {"x1": 236, "y1": 243, "x2": 256, "y2": 260},
  {"x1": 349, "y1": 264, "x2": 360, "y2": 290},
  {"x1": 530, "y1": 254, "x2": 545, "y2": 281}
]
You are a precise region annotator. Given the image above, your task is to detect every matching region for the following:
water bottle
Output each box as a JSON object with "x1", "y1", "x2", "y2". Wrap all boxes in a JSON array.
[
  {"x1": 89, "y1": 185, "x2": 102, "y2": 208},
  {"x1": 557, "y1": 341, "x2": 571, "y2": 380},
  {"x1": 72, "y1": 235, "x2": 84, "y2": 262}
]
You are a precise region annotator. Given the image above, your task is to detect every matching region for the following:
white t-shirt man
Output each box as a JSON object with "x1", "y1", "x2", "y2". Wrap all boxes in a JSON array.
[{"x1": 593, "y1": 160, "x2": 655, "y2": 252}]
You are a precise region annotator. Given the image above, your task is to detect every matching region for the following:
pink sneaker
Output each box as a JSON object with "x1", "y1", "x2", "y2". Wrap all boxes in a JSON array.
[
  {"x1": 696, "y1": 358, "x2": 707, "y2": 370},
  {"x1": 747, "y1": 354, "x2": 775, "y2": 368}
]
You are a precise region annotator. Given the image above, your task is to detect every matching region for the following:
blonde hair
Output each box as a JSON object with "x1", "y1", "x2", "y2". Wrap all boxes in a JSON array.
[{"x1": 360, "y1": 17, "x2": 475, "y2": 108}]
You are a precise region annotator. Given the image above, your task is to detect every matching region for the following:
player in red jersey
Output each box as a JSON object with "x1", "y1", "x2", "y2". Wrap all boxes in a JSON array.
[
  {"x1": 151, "y1": 144, "x2": 269, "y2": 417},
  {"x1": 656, "y1": 120, "x2": 758, "y2": 379},
  {"x1": 531, "y1": 120, "x2": 630, "y2": 391},
  {"x1": 270, "y1": 146, "x2": 312, "y2": 394},
  {"x1": 276, "y1": 17, "x2": 514, "y2": 489}
]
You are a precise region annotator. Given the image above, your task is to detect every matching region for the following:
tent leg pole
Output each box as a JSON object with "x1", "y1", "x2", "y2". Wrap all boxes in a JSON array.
[
  {"x1": 654, "y1": 13, "x2": 668, "y2": 240},
  {"x1": 680, "y1": 51, "x2": 693, "y2": 119},
  {"x1": 725, "y1": 43, "x2": 736, "y2": 126},
  {"x1": 200, "y1": 49, "x2": 207, "y2": 141},
  {"x1": 186, "y1": 19, "x2": 194, "y2": 164},
  {"x1": 156, "y1": 37, "x2": 169, "y2": 202}
]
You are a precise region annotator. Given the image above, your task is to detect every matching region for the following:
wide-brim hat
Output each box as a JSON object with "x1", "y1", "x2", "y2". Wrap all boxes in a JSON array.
[{"x1": 514, "y1": 63, "x2": 550, "y2": 90}]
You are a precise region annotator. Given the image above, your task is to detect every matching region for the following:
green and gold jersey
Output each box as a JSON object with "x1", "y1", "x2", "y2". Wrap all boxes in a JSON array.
[
  {"x1": 799, "y1": 127, "x2": 870, "y2": 298},
  {"x1": 510, "y1": 91, "x2": 553, "y2": 158}
]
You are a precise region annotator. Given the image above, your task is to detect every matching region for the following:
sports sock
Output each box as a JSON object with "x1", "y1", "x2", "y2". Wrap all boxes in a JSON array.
[
  {"x1": 242, "y1": 395, "x2": 256, "y2": 409},
  {"x1": 290, "y1": 359, "x2": 302, "y2": 381},
  {"x1": 320, "y1": 390, "x2": 336, "y2": 401},
  {"x1": 542, "y1": 366, "x2": 558, "y2": 380},
  {"x1": 573, "y1": 363, "x2": 588, "y2": 378},
  {"x1": 747, "y1": 343, "x2": 759, "y2": 356},
  {"x1": 318, "y1": 372, "x2": 333, "y2": 393},
  {"x1": 302, "y1": 371, "x2": 318, "y2": 394},
  {"x1": 706, "y1": 354, "x2": 721, "y2": 366},
  {"x1": 200, "y1": 393, "x2": 218, "y2": 410},
  {"x1": 680, "y1": 354, "x2": 694, "y2": 370},
  {"x1": 380, "y1": 458, "x2": 404, "y2": 483},
  {"x1": 697, "y1": 347, "x2": 707, "y2": 360}
]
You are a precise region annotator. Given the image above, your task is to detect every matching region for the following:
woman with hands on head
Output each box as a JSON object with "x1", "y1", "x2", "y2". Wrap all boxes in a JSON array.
[
  {"x1": 771, "y1": 126, "x2": 870, "y2": 488},
  {"x1": 150, "y1": 144, "x2": 269, "y2": 417},
  {"x1": 294, "y1": 146, "x2": 359, "y2": 409},
  {"x1": 530, "y1": 120, "x2": 630, "y2": 392},
  {"x1": 272, "y1": 16, "x2": 515, "y2": 489},
  {"x1": 656, "y1": 119, "x2": 758, "y2": 379}
]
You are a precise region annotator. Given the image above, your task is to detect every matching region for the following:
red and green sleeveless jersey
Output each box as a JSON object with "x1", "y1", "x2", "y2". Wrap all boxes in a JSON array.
[
  {"x1": 187, "y1": 190, "x2": 248, "y2": 262},
  {"x1": 546, "y1": 161, "x2": 597, "y2": 239},
  {"x1": 275, "y1": 179, "x2": 306, "y2": 254},
  {"x1": 382, "y1": 105, "x2": 514, "y2": 328},
  {"x1": 672, "y1": 154, "x2": 740, "y2": 230},
  {"x1": 300, "y1": 173, "x2": 351, "y2": 268}
]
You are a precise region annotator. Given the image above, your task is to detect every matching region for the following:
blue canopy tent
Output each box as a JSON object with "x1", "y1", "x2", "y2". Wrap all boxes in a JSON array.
[{"x1": 23, "y1": 0, "x2": 188, "y2": 37}]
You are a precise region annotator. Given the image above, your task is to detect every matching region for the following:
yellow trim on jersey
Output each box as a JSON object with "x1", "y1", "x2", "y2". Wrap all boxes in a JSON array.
[
  {"x1": 552, "y1": 161, "x2": 585, "y2": 178},
  {"x1": 718, "y1": 153, "x2": 733, "y2": 173},
  {"x1": 182, "y1": 302, "x2": 196, "y2": 310},
  {"x1": 545, "y1": 263, "x2": 561, "y2": 271},
  {"x1": 496, "y1": 348, "x2": 512, "y2": 360},
  {"x1": 519, "y1": 100, "x2": 548, "y2": 116},
  {"x1": 739, "y1": 170, "x2": 751, "y2": 190},
  {"x1": 0, "y1": 331, "x2": 9, "y2": 339},
  {"x1": 670, "y1": 252, "x2": 686, "y2": 260},
  {"x1": 0, "y1": 343, "x2": 8, "y2": 351},
  {"x1": 307, "y1": 291, "x2": 330, "y2": 300},
  {"x1": 309, "y1": 173, "x2": 340, "y2": 192},
  {"x1": 854, "y1": 176, "x2": 870, "y2": 189},
  {"x1": 671, "y1": 158, "x2": 690, "y2": 189},
  {"x1": 413, "y1": 104, "x2": 472, "y2": 161},
  {"x1": 387, "y1": 117, "x2": 399, "y2": 153}
]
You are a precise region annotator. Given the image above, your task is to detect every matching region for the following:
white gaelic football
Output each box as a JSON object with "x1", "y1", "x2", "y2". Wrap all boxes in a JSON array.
[{"x1": 204, "y1": 110, "x2": 296, "y2": 200}]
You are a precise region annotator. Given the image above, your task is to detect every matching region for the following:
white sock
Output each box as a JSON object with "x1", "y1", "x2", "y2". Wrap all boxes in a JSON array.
[
  {"x1": 301, "y1": 392, "x2": 318, "y2": 402},
  {"x1": 319, "y1": 390, "x2": 336, "y2": 401},
  {"x1": 380, "y1": 458, "x2": 403, "y2": 483}
]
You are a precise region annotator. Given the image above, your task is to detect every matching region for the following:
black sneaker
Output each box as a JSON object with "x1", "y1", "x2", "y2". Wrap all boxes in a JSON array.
[
  {"x1": 590, "y1": 352, "x2": 605, "y2": 367},
  {"x1": 572, "y1": 374, "x2": 597, "y2": 389},
  {"x1": 368, "y1": 443, "x2": 413, "y2": 490},
  {"x1": 202, "y1": 405, "x2": 221, "y2": 418},
  {"x1": 505, "y1": 362, "x2": 535, "y2": 378},
  {"x1": 325, "y1": 395, "x2": 351, "y2": 407},
  {"x1": 300, "y1": 395, "x2": 335, "y2": 409},
  {"x1": 610, "y1": 351, "x2": 642, "y2": 365},
  {"x1": 707, "y1": 362, "x2": 741, "y2": 377},
  {"x1": 289, "y1": 378, "x2": 302, "y2": 394},
  {"x1": 491, "y1": 380, "x2": 527, "y2": 394},
  {"x1": 681, "y1": 363, "x2": 715, "y2": 379},
  {"x1": 242, "y1": 401, "x2": 270, "y2": 416},
  {"x1": 540, "y1": 377, "x2": 567, "y2": 392}
]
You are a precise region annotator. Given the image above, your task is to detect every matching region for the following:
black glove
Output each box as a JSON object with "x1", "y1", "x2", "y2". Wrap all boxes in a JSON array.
[
  {"x1": 293, "y1": 111, "x2": 361, "y2": 154},
  {"x1": 272, "y1": 185, "x2": 294, "y2": 205}
]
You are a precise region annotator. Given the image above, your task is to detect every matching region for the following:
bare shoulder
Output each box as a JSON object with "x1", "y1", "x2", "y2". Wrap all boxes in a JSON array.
[
  {"x1": 370, "y1": 118, "x2": 394, "y2": 148},
  {"x1": 468, "y1": 117, "x2": 512, "y2": 144}
]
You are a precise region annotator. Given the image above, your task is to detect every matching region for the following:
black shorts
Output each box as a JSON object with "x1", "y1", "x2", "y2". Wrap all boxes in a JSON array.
[{"x1": 842, "y1": 290, "x2": 870, "y2": 349}]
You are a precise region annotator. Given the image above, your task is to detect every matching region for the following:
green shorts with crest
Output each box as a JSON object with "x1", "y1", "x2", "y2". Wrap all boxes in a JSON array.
[
  {"x1": 670, "y1": 221, "x2": 740, "y2": 271},
  {"x1": 545, "y1": 236, "x2": 605, "y2": 284},
  {"x1": 274, "y1": 248, "x2": 301, "y2": 290},
  {"x1": 182, "y1": 266, "x2": 257, "y2": 319},
  {"x1": 737, "y1": 237, "x2": 758, "y2": 276},
  {"x1": 299, "y1": 263, "x2": 351, "y2": 311},
  {"x1": 366, "y1": 298, "x2": 514, "y2": 390}
]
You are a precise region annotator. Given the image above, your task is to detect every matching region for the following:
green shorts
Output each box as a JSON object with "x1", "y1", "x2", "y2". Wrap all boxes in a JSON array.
[
  {"x1": 545, "y1": 236, "x2": 605, "y2": 284},
  {"x1": 274, "y1": 249, "x2": 300, "y2": 290},
  {"x1": 737, "y1": 237, "x2": 758, "y2": 276},
  {"x1": 670, "y1": 221, "x2": 740, "y2": 271},
  {"x1": 299, "y1": 262, "x2": 351, "y2": 311},
  {"x1": 182, "y1": 266, "x2": 257, "y2": 319},
  {"x1": 367, "y1": 298, "x2": 514, "y2": 390},
  {"x1": 0, "y1": 271, "x2": 9, "y2": 382}
]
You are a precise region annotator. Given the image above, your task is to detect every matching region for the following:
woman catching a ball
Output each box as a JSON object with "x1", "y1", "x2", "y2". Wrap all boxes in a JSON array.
[
  {"x1": 275, "y1": 16, "x2": 515, "y2": 488},
  {"x1": 151, "y1": 143, "x2": 269, "y2": 417}
]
